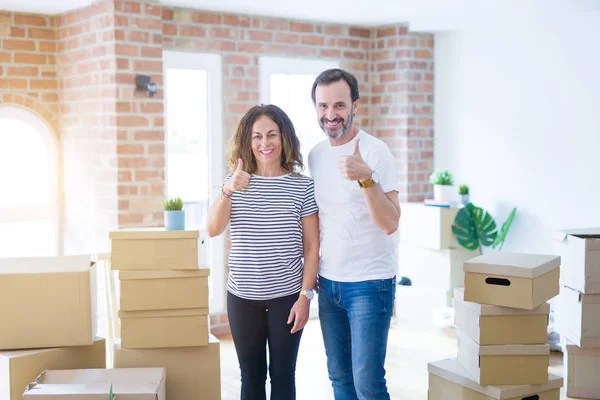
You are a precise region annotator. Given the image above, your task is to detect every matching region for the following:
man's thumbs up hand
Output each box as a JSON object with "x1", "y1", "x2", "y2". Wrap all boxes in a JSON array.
[{"x1": 338, "y1": 137, "x2": 373, "y2": 183}]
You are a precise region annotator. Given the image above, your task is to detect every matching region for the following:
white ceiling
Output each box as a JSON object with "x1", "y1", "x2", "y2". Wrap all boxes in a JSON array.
[{"x1": 0, "y1": 0, "x2": 598, "y2": 29}]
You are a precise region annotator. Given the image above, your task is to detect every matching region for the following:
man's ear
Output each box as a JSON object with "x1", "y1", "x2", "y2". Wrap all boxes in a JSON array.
[{"x1": 352, "y1": 99, "x2": 359, "y2": 115}]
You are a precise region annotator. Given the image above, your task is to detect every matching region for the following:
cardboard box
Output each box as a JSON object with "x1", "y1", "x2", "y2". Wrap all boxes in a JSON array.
[
  {"x1": 109, "y1": 229, "x2": 205, "y2": 270},
  {"x1": 0, "y1": 255, "x2": 96, "y2": 350},
  {"x1": 119, "y1": 269, "x2": 209, "y2": 312},
  {"x1": 428, "y1": 358, "x2": 562, "y2": 400},
  {"x1": 399, "y1": 202, "x2": 460, "y2": 250},
  {"x1": 554, "y1": 285, "x2": 600, "y2": 347},
  {"x1": 23, "y1": 367, "x2": 165, "y2": 400},
  {"x1": 554, "y1": 228, "x2": 600, "y2": 293},
  {"x1": 119, "y1": 308, "x2": 208, "y2": 348},
  {"x1": 398, "y1": 243, "x2": 479, "y2": 291},
  {"x1": 0, "y1": 338, "x2": 106, "y2": 400},
  {"x1": 454, "y1": 288, "x2": 549, "y2": 345},
  {"x1": 457, "y1": 331, "x2": 550, "y2": 386},
  {"x1": 114, "y1": 335, "x2": 221, "y2": 400},
  {"x1": 564, "y1": 344, "x2": 600, "y2": 399},
  {"x1": 463, "y1": 252, "x2": 560, "y2": 309}
]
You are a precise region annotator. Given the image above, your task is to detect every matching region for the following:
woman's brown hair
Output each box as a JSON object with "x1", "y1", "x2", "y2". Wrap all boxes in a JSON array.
[{"x1": 227, "y1": 104, "x2": 304, "y2": 174}]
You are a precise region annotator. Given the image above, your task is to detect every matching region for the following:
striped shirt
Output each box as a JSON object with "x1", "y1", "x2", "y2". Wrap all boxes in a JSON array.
[{"x1": 225, "y1": 173, "x2": 318, "y2": 300}]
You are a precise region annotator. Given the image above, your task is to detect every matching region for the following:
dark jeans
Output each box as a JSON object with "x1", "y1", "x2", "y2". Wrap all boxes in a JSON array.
[{"x1": 227, "y1": 291, "x2": 303, "y2": 400}]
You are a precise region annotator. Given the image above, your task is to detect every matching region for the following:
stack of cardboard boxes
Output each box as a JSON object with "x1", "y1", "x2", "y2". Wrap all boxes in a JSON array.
[
  {"x1": 554, "y1": 228, "x2": 600, "y2": 398},
  {"x1": 396, "y1": 202, "x2": 480, "y2": 325},
  {"x1": 109, "y1": 228, "x2": 222, "y2": 400},
  {"x1": 0, "y1": 254, "x2": 165, "y2": 399},
  {"x1": 428, "y1": 252, "x2": 564, "y2": 399}
]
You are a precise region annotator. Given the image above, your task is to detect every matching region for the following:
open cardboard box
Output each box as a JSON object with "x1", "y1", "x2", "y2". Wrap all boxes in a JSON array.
[
  {"x1": 554, "y1": 285, "x2": 600, "y2": 347},
  {"x1": 0, "y1": 255, "x2": 96, "y2": 350}
]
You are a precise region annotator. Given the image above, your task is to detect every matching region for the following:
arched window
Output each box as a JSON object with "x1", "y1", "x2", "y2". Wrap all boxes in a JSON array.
[{"x1": 0, "y1": 107, "x2": 60, "y2": 257}]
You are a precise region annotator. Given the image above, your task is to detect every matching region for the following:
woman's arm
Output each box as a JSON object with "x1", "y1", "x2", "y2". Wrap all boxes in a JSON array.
[
  {"x1": 206, "y1": 192, "x2": 232, "y2": 237},
  {"x1": 289, "y1": 212, "x2": 320, "y2": 334}
]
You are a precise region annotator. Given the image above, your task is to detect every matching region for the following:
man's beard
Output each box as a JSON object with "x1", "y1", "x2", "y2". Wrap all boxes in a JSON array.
[{"x1": 319, "y1": 111, "x2": 354, "y2": 140}]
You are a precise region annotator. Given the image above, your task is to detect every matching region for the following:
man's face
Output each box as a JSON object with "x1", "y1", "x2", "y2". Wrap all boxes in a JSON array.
[{"x1": 314, "y1": 80, "x2": 356, "y2": 140}]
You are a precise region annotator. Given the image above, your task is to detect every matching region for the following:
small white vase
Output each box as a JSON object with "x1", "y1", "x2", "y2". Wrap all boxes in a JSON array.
[{"x1": 433, "y1": 185, "x2": 455, "y2": 203}]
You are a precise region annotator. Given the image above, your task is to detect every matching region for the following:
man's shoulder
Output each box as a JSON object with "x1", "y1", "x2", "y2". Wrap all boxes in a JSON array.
[
  {"x1": 308, "y1": 138, "x2": 329, "y2": 162},
  {"x1": 359, "y1": 130, "x2": 392, "y2": 152}
]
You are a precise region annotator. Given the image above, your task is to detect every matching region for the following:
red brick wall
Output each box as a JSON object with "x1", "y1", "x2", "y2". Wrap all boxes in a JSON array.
[
  {"x1": 0, "y1": 12, "x2": 59, "y2": 134},
  {"x1": 371, "y1": 25, "x2": 434, "y2": 201},
  {"x1": 56, "y1": 0, "x2": 119, "y2": 254}
]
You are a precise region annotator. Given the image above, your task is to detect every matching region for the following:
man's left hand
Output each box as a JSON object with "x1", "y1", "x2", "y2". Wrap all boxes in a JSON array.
[
  {"x1": 338, "y1": 138, "x2": 372, "y2": 182},
  {"x1": 288, "y1": 295, "x2": 310, "y2": 334}
]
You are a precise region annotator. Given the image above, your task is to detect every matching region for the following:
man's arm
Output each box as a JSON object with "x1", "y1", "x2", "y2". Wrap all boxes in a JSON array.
[{"x1": 338, "y1": 137, "x2": 401, "y2": 235}]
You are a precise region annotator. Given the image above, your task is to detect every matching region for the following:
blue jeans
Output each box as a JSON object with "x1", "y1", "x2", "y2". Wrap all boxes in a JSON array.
[{"x1": 318, "y1": 275, "x2": 396, "y2": 400}]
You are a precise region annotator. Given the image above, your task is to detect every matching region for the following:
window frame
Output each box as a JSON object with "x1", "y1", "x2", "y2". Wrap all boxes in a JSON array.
[
  {"x1": 162, "y1": 51, "x2": 226, "y2": 315},
  {"x1": 0, "y1": 106, "x2": 61, "y2": 256}
]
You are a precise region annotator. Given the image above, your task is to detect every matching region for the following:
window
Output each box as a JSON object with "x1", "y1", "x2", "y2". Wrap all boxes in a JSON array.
[
  {"x1": 259, "y1": 57, "x2": 339, "y2": 176},
  {"x1": 0, "y1": 107, "x2": 60, "y2": 257},
  {"x1": 163, "y1": 51, "x2": 226, "y2": 314},
  {"x1": 259, "y1": 57, "x2": 338, "y2": 318}
]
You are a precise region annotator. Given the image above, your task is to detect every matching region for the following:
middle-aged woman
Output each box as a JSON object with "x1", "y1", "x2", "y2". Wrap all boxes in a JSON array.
[{"x1": 206, "y1": 104, "x2": 319, "y2": 400}]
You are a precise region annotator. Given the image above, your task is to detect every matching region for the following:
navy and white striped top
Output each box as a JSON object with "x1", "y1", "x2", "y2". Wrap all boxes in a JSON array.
[{"x1": 225, "y1": 173, "x2": 318, "y2": 300}]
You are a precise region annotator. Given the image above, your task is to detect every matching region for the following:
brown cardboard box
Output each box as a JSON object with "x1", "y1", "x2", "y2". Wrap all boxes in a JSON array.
[
  {"x1": 457, "y1": 331, "x2": 550, "y2": 386},
  {"x1": 0, "y1": 255, "x2": 96, "y2": 350},
  {"x1": 554, "y1": 228, "x2": 600, "y2": 293},
  {"x1": 23, "y1": 367, "x2": 165, "y2": 400},
  {"x1": 0, "y1": 338, "x2": 106, "y2": 400},
  {"x1": 428, "y1": 358, "x2": 562, "y2": 400},
  {"x1": 463, "y1": 252, "x2": 560, "y2": 309},
  {"x1": 114, "y1": 335, "x2": 221, "y2": 400},
  {"x1": 119, "y1": 308, "x2": 209, "y2": 349},
  {"x1": 555, "y1": 285, "x2": 600, "y2": 347},
  {"x1": 109, "y1": 229, "x2": 205, "y2": 271},
  {"x1": 564, "y1": 344, "x2": 600, "y2": 398},
  {"x1": 454, "y1": 288, "x2": 549, "y2": 345},
  {"x1": 399, "y1": 202, "x2": 460, "y2": 250},
  {"x1": 119, "y1": 269, "x2": 209, "y2": 312}
]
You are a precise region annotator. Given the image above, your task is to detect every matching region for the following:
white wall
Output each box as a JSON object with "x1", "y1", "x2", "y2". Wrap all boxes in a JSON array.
[{"x1": 434, "y1": 12, "x2": 600, "y2": 255}]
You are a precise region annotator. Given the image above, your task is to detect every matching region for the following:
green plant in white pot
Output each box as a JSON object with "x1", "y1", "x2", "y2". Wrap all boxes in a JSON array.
[
  {"x1": 429, "y1": 170, "x2": 455, "y2": 202},
  {"x1": 458, "y1": 184, "x2": 470, "y2": 205},
  {"x1": 163, "y1": 196, "x2": 185, "y2": 230}
]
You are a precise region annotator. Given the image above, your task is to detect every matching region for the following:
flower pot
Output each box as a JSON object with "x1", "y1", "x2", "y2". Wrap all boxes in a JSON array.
[
  {"x1": 164, "y1": 210, "x2": 185, "y2": 230},
  {"x1": 433, "y1": 184, "x2": 455, "y2": 203},
  {"x1": 459, "y1": 194, "x2": 470, "y2": 205}
]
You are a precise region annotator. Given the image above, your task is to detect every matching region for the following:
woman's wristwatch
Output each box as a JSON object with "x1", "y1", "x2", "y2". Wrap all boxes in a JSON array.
[{"x1": 300, "y1": 289, "x2": 314, "y2": 300}]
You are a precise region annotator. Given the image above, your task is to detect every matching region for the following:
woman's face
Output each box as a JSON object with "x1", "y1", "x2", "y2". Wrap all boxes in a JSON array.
[{"x1": 251, "y1": 116, "x2": 283, "y2": 169}]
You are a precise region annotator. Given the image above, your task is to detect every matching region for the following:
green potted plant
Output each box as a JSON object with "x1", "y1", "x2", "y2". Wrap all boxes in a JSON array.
[
  {"x1": 452, "y1": 203, "x2": 517, "y2": 253},
  {"x1": 458, "y1": 184, "x2": 470, "y2": 205},
  {"x1": 429, "y1": 170, "x2": 455, "y2": 202},
  {"x1": 162, "y1": 196, "x2": 185, "y2": 231}
]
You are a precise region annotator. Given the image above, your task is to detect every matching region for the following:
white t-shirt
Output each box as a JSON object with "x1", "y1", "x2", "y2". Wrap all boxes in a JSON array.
[{"x1": 308, "y1": 130, "x2": 399, "y2": 282}]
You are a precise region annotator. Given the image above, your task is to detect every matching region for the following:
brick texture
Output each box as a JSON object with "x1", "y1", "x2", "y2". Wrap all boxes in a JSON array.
[
  {"x1": 370, "y1": 25, "x2": 434, "y2": 201},
  {"x1": 56, "y1": 0, "x2": 119, "y2": 254},
  {"x1": 0, "y1": 12, "x2": 59, "y2": 133}
]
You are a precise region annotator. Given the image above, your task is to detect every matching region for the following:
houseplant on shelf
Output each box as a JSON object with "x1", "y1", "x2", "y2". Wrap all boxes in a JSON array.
[
  {"x1": 458, "y1": 184, "x2": 470, "y2": 205},
  {"x1": 162, "y1": 196, "x2": 185, "y2": 231},
  {"x1": 429, "y1": 169, "x2": 455, "y2": 202}
]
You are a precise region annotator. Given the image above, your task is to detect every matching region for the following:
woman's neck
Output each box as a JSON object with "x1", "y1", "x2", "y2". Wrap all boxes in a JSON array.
[{"x1": 254, "y1": 163, "x2": 288, "y2": 177}]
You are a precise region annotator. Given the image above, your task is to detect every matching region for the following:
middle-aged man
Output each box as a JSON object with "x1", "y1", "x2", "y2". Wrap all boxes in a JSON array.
[{"x1": 307, "y1": 68, "x2": 401, "y2": 400}]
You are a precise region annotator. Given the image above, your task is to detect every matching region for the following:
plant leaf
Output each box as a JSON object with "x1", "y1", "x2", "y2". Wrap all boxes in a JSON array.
[
  {"x1": 492, "y1": 207, "x2": 517, "y2": 249},
  {"x1": 452, "y1": 203, "x2": 498, "y2": 250}
]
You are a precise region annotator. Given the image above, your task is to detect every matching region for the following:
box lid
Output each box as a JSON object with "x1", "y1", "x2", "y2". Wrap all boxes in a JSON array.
[
  {"x1": 428, "y1": 358, "x2": 562, "y2": 399},
  {"x1": 109, "y1": 228, "x2": 201, "y2": 240},
  {"x1": 458, "y1": 330, "x2": 549, "y2": 356},
  {"x1": 561, "y1": 285, "x2": 600, "y2": 304},
  {"x1": 463, "y1": 252, "x2": 560, "y2": 278},
  {"x1": 24, "y1": 368, "x2": 164, "y2": 399},
  {"x1": 119, "y1": 269, "x2": 210, "y2": 280},
  {"x1": 0, "y1": 254, "x2": 93, "y2": 275},
  {"x1": 119, "y1": 307, "x2": 209, "y2": 319},
  {"x1": 454, "y1": 288, "x2": 550, "y2": 315},
  {"x1": 554, "y1": 227, "x2": 600, "y2": 241}
]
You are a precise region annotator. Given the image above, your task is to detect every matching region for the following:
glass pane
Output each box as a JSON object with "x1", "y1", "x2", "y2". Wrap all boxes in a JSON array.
[
  {"x1": 165, "y1": 69, "x2": 209, "y2": 227},
  {"x1": 0, "y1": 119, "x2": 51, "y2": 208},
  {"x1": 0, "y1": 220, "x2": 56, "y2": 258},
  {"x1": 269, "y1": 73, "x2": 324, "y2": 177}
]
